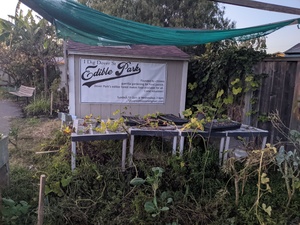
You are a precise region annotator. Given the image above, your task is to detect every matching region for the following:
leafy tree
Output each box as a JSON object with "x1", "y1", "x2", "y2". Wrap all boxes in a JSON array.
[
  {"x1": 79, "y1": 0, "x2": 234, "y2": 30},
  {"x1": 0, "y1": 6, "x2": 63, "y2": 95}
]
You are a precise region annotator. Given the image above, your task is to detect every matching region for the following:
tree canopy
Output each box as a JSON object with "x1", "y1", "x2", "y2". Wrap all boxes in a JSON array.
[
  {"x1": 0, "y1": 5, "x2": 63, "y2": 93},
  {"x1": 78, "y1": 0, "x2": 235, "y2": 30}
]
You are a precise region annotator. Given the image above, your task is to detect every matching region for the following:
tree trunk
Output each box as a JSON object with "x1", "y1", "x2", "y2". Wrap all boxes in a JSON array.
[{"x1": 43, "y1": 62, "x2": 48, "y2": 98}]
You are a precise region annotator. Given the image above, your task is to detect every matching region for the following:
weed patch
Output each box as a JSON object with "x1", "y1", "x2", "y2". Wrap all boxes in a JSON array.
[{"x1": 24, "y1": 98, "x2": 51, "y2": 117}]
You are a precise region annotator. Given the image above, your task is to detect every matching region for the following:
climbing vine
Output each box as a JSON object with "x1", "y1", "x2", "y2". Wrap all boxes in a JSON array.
[{"x1": 186, "y1": 44, "x2": 267, "y2": 121}]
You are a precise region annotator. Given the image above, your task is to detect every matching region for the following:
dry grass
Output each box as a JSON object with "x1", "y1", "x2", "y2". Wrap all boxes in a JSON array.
[
  {"x1": 8, "y1": 117, "x2": 61, "y2": 168},
  {"x1": 18, "y1": 118, "x2": 60, "y2": 139}
]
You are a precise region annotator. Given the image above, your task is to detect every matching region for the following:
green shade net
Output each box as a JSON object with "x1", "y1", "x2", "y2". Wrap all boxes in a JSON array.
[{"x1": 21, "y1": 0, "x2": 300, "y2": 46}]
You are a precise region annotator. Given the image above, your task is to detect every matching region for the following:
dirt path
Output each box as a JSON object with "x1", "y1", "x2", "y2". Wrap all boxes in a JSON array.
[{"x1": 0, "y1": 99, "x2": 22, "y2": 135}]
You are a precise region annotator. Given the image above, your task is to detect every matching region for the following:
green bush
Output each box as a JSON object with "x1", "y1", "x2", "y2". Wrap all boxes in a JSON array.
[
  {"x1": 1, "y1": 198, "x2": 31, "y2": 225},
  {"x1": 24, "y1": 98, "x2": 50, "y2": 116},
  {"x1": 1, "y1": 167, "x2": 38, "y2": 225}
]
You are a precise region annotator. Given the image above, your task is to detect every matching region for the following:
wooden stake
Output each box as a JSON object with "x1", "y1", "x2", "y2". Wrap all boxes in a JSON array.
[
  {"x1": 35, "y1": 150, "x2": 59, "y2": 154},
  {"x1": 50, "y1": 92, "x2": 53, "y2": 116},
  {"x1": 37, "y1": 174, "x2": 46, "y2": 225}
]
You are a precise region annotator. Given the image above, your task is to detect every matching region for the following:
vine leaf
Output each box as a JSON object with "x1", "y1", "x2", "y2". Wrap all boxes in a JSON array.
[
  {"x1": 188, "y1": 82, "x2": 197, "y2": 91},
  {"x1": 294, "y1": 180, "x2": 300, "y2": 190},
  {"x1": 61, "y1": 176, "x2": 72, "y2": 187},
  {"x1": 262, "y1": 203, "x2": 272, "y2": 216},
  {"x1": 231, "y1": 78, "x2": 240, "y2": 85},
  {"x1": 261, "y1": 173, "x2": 269, "y2": 184},
  {"x1": 232, "y1": 87, "x2": 242, "y2": 95},
  {"x1": 261, "y1": 173, "x2": 272, "y2": 192},
  {"x1": 216, "y1": 89, "x2": 224, "y2": 98},
  {"x1": 245, "y1": 75, "x2": 253, "y2": 82},
  {"x1": 223, "y1": 95, "x2": 233, "y2": 105}
]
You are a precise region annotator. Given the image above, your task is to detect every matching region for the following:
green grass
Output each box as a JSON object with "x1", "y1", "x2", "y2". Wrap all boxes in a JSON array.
[{"x1": 24, "y1": 98, "x2": 51, "y2": 116}]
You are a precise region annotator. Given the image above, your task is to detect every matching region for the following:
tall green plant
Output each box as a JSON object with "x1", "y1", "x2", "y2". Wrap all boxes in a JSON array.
[
  {"x1": 24, "y1": 97, "x2": 50, "y2": 116},
  {"x1": 130, "y1": 167, "x2": 173, "y2": 217}
]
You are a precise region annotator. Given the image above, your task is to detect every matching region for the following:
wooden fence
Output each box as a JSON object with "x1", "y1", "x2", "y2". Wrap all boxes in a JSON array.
[{"x1": 251, "y1": 56, "x2": 300, "y2": 143}]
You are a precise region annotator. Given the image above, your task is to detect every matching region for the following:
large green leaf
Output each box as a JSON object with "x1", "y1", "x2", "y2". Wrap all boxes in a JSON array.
[
  {"x1": 144, "y1": 201, "x2": 156, "y2": 213},
  {"x1": 130, "y1": 177, "x2": 145, "y2": 186},
  {"x1": 17, "y1": 201, "x2": 30, "y2": 214},
  {"x1": 2, "y1": 198, "x2": 15, "y2": 207},
  {"x1": 61, "y1": 176, "x2": 72, "y2": 187}
]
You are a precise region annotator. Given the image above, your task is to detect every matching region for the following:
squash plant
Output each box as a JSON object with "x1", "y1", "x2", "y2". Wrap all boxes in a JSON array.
[{"x1": 130, "y1": 167, "x2": 173, "y2": 218}]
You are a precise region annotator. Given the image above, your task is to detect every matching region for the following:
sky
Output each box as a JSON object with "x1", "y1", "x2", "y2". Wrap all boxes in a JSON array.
[
  {"x1": 220, "y1": 0, "x2": 300, "y2": 53},
  {"x1": 0, "y1": 0, "x2": 299, "y2": 54}
]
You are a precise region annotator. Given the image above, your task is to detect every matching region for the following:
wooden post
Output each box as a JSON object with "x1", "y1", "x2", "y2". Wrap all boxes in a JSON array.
[
  {"x1": 37, "y1": 174, "x2": 46, "y2": 225},
  {"x1": 50, "y1": 92, "x2": 53, "y2": 116}
]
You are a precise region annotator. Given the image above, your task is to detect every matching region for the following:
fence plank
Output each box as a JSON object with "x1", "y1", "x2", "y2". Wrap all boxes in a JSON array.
[{"x1": 254, "y1": 58, "x2": 300, "y2": 144}]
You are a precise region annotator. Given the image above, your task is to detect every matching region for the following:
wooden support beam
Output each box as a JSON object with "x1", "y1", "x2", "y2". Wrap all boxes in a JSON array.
[{"x1": 209, "y1": 0, "x2": 300, "y2": 15}]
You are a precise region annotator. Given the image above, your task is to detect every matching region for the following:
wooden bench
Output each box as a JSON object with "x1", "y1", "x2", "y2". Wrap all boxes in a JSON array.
[{"x1": 9, "y1": 85, "x2": 36, "y2": 104}]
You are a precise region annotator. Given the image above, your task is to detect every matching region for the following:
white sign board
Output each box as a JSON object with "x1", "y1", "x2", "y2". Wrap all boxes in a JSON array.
[{"x1": 80, "y1": 59, "x2": 166, "y2": 103}]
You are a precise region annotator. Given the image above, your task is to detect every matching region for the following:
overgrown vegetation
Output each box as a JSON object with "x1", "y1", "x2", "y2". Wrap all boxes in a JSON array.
[
  {"x1": 0, "y1": 2, "x2": 295, "y2": 224},
  {"x1": 0, "y1": 6, "x2": 66, "y2": 116},
  {"x1": 0, "y1": 6, "x2": 63, "y2": 94},
  {"x1": 24, "y1": 97, "x2": 50, "y2": 116},
  {"x1": 1, "y1": 115, "x2": 300, "y2": 224}
]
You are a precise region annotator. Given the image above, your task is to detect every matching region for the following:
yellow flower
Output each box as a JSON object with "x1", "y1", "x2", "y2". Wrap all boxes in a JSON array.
[{"x1": 63, "y1": 126, "x2": 72, "y2": 135}]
